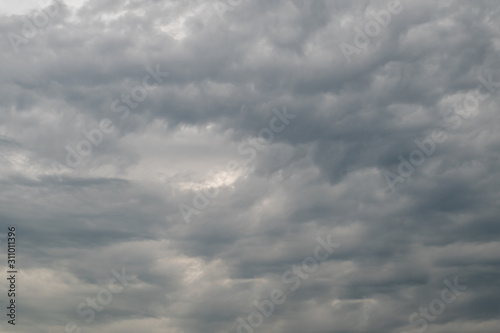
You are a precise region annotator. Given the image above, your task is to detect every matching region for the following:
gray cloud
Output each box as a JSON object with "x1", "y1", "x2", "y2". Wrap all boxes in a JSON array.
[{"x1": 0, "y1": 0, "x2": 499, "y2": 332}]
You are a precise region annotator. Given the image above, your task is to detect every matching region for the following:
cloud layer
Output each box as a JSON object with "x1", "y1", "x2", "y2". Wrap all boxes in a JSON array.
[{"x1": 0, "y1": 0, "x2": 499, "y2": 332}]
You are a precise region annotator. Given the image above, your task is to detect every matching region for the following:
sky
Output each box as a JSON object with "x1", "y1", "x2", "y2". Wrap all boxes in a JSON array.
[{"x1": 0, "y1": 0, "x2": 499, "y2": 332}]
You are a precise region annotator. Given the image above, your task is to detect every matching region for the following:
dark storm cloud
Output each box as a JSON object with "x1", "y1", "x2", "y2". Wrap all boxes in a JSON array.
[{"x1": 0, "y1": 0, "x2": 499, "y2": 332}]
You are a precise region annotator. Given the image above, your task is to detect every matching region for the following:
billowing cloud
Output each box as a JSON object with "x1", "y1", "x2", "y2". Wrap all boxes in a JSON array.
[{"x1": 0, "y1": 0, "x2": 499, "y2": 332}]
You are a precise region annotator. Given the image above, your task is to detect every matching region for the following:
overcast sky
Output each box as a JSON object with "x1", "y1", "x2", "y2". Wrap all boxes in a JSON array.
[{"x1": 0, "y1": 0, "x2": 499, "y2": 332}]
